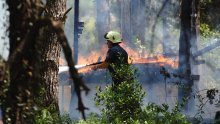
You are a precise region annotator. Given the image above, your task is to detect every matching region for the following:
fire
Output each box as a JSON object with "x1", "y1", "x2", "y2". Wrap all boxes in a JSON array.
[
  {"x1": 78, "y1": 46, "x2": 107, "y2": 65},
  {"x1": 77, "y1": 65, "x2": 96, "y2": 73},
  {"x1": 120, "y1": 43, "x2": 178, "y2": 68},
  {"x1": 59, "y1": 43, "x2": 178, "y2": 73},
  {"x1": 130, "y1": 55, "x2": 178, "y2": 68},
  {"x1": 76, "y1": 54, "x2": 178, "y2": 74}
]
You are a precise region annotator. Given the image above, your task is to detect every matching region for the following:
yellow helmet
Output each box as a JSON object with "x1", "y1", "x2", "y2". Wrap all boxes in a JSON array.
[{"x1": 104, "y1": 31, "x2": 122, "y2": 43}]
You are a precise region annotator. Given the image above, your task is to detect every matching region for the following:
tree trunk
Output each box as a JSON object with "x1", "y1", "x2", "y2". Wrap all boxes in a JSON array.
[
  {"x1": 5, "y1": 0, "x2": 42, "y2": 123},
  {"x1": 7, "y1": 1, "x2": 28, "y2": 56},
  {"x1": 178, "y1": 1, "x2": 191, "y2": 74},
  {"x1": 189, "y1": 0, "x2": 200, "y2": 114},
  {"x1": 41, "y1": 0, "x2": 66, "y2": 109},
  {"x1": 178, "y1": 0, "x2": 194, "y2": 111}
]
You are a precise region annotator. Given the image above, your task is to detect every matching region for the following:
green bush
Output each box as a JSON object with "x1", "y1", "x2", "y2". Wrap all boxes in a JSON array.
[
  {"x1": 91, "y1": 63, "x2": 190, "y2": 124},
  {"x1": 200, "y1": 23, "x2": 220, "y2": 42},
  {"x1": 35, "y1": 109, "x2": 54, "y2": 124},
  {"x1": 139, "y1": 103, "x2": 189, "y2": 124},
  {"x1": 94, "y1": 63, "x2": 145, "y2": 123},
  {"x1": 35, "y1": 108, "x2": 72, "y2": 124},
  {"x1": 61, "y1": 63, "x2": 190, "y2": 124}
]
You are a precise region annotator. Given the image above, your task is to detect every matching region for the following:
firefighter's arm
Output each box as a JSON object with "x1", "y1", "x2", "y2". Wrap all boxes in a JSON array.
[{"x1": 92, "y1": 61, "x2": 109, "y2": 70}]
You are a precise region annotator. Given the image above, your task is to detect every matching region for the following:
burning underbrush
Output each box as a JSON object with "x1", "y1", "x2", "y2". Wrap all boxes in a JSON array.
[{"x1": 59, "y1": 43, "x2": 178, "y2": 74}]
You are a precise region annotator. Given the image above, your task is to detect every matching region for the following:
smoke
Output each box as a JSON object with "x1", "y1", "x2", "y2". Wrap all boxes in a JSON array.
[
  {"x1": 63, "y1": 0, "x2": 181, "y2": 63},
  {"x1": 60, "y1": 0, "x2": 220, "y2": 121},
  {"x1": 61, "y1": 0, "x2": 180, "y2": 119},
  {"x1": 59, "y1": 69, "x2": 111, "y2": 119}
]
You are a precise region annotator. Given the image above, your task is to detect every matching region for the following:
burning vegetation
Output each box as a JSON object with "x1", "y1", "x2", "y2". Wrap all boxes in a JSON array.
[{"x1": 59, "y1": 43, "x2": 178, "y2": 74}]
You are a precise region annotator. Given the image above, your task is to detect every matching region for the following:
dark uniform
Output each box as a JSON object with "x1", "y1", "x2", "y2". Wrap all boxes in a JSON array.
[{"x1": 105, "y1": 44, "x2": 128, "y2": 85}]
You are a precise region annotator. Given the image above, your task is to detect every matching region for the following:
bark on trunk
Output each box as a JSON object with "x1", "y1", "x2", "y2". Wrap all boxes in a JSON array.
[
  {"x1": 6, "y1": 0, "x2": 42, "y2": 123},
  {"x1": 178, "y1": 0, "x2": 192, "y2": 76},
  {"x1": 4, "y1": 0, "x2": 87, "y2": 122},
  {"x1": 41, "y1": 0, "x2": 66, "y2": 108},
  {"x1": 189, "y1": 0, "x2": 200, "y2": 113},
  {"x1": 178, "y1": 0, "x2": 194, "y2": 111}
]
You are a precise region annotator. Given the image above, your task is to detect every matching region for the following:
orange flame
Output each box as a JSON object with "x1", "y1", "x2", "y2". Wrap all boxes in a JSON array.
[
  {"x1": 59, "y1": 43, "x2": 178, "y2": 73},
  {"x1": 120, "y1": 43, "x2": 178, "y2": 68},
  {"x1": 78, "y1": 46, "x2": 107, "y2": 65},
  {"x1": 77, "y1": 65, "x2": 96, "y2": 73},
  {"x1": 130, "y1": 55, "x2": 178, "y2": 68}
]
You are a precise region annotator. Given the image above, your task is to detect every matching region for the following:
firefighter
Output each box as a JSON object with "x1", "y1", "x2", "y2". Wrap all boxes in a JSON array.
[
  {"x1": 93, "y1": 31, "x2": 128, "y2": 86},
  {"x1": 93, "y1": 31, "x2": 141, "y2": 122}
]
